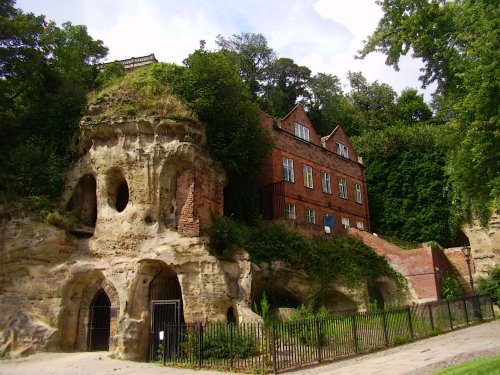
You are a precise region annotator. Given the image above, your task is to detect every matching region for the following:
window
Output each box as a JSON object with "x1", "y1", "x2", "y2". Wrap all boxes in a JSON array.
[
  {"x1": 295, "y1": 122, "x2": 310, "y2": 141},
  {"x1": 341, "y1": 217, "x2": 350, "y2": 229},
  {"x1": 354, "y1": 183, "x2": 362, "y2": 203},
  {"x1": 285, "y1": 203, "x2": 296, "y2": 219},
  {"x1": 305, "y1": 208, "x2": 316, "y2": 224},
  {"x1": 283, "y1": 157, "x2": 294, "y2": 182},
  {"x1": 321, "y1": 172, "x2": 331, "y2": 194},
  {"x1": 336, "y1": 142, "x2": 349, "y2": 158},
  {"x1": 303, "y1": 165, "x2": 313, "y2": 188},
  {"x1": 324, "y1": 213, "x2": 335, "y2": 228},
  {"x1": 338, "y1": 178, "x2": 348, "y2": 199},
  {"x1": 356, "y1": 221, "x2": 365, "y2": 231}
]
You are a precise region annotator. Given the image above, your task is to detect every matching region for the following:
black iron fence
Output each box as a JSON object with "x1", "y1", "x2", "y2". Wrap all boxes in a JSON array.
[{"x1": 153, "y1": 294, "x2": 495, "y2": 373}]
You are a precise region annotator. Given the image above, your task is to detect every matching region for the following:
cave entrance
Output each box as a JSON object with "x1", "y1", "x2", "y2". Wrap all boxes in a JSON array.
[
  {"x1": 87, "y1": 289, "x2": 111, "y2": 351},
  {"x1": 148, "y1": 266, "x2": 183, "y2": 362}
]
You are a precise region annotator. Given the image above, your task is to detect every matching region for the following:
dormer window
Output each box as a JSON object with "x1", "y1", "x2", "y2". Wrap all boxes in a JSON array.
[
  {"x1": 295, "y1": 122, "x2": 310, "y2": 142},
  {"x1": 336, "y1": 142, "x2": 349, "y2": 158}
]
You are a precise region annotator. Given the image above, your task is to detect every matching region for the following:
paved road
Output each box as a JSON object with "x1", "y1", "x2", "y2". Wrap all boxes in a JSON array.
[{"x1": 0, "y1": 320, "x2": 499, "y2": 375}]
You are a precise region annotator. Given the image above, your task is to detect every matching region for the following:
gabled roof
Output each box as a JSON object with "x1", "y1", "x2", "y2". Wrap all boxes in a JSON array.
[{"x1": 280, "y1": 104, "x2": 306, "y2": 121}]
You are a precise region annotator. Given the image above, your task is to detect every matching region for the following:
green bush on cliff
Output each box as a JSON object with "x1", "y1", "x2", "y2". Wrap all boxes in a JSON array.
[{"x1": 207, "y1": 216, "x2": 404, "y2": 288}]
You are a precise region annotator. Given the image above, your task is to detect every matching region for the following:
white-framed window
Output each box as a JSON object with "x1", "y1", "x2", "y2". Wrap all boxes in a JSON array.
[
  {"x1": 285, "y1": 203, "x2": 296, "y2": 219},
  {"x1": 321, "y1": 172, "x2": 331, "y2": 194},
  {"x1": 283, "y1": 157, "x2": 294, "y2": 182},
  {"x1": 356, "y1": 221, "x2": 365, "y2": 231},
  {"x1": 303, "y1": 165, "x2": 313, "y2": 188},
  {"x1": 305, "y1": 208, "x2": 316, "y2": 224},
  {"x1": 295, "y1": 122, "x2": 310, "y2": 142},
  {"x1": 339, "y1": 177, "x2": 348, "y2": 199},
  {"x1": 336, "y1": 142, "x2": 349, "y2": 158},
  {"x1": 354, "y1": 183, "x2": 362, "y2": 203},
  {"x1": 341, "y1": 217, "x2": 350, "y2": 229}
]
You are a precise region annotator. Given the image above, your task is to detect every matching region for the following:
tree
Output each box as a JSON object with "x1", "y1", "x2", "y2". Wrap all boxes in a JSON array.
[
  {"x1": 347, "y1": 71, "x2": 397, "y2": 134},
  {"x1": 359, "y1": 0, "x2": 500, "y2": 225},
  {"x1": 0, "y1": 1, "x2": 108, "y2": 200},
  {"x1": 352, "y1": 125, "x2": 455, "y2": 246},
  {"x1": 261, "y1": 57, "x2": 311, "y2": 117},
  {"x1": 305, "y1": 73, "x2": 357, "y2": 136},
  {"x1": 164, "y1": 48, "x2": 273, "y2": 223},
  {"x1": 215, "y1": 32, "x2": 277, "y2": 98},
  {"x1": 395, "y1": 88, "x2": 432, "y2": 125}
]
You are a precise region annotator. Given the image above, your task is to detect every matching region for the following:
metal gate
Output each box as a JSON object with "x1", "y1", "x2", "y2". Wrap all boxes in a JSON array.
[
  {"x1": 87, "y1": 289, "x2": 110, "y2": 351},
  {"x1": 150, "y1": 300, "x2": 181, "y2": 361}
]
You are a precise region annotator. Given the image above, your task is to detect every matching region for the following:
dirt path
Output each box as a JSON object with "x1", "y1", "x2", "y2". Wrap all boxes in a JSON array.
[{"x1": 0, "y1": 320, "x2": 499, "y2": 375}]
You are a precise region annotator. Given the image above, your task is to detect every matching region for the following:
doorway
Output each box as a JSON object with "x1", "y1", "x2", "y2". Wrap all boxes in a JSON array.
[{"x1": 87, "y1": 289, "x2": 111, "y2": 351}]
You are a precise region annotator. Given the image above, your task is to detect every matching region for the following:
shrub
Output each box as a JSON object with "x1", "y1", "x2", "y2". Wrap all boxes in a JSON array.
[
  {"x1": 206, "y1": 216, "x2": 248, "y2": 257},
  {"x1": 440, "y1": 271, "x2": 465, "y2": 299},
  {"x1": 477, "y1": 266, "x2": 500, "y2": 303},
  {"x1": 181, "y1": 323, "x2": 258, "y2": 360}
]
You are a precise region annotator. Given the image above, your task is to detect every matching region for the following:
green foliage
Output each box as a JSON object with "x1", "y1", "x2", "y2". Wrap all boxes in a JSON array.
[
  {"x1": 477, "y1": 266, "x2": 500, "y2": 303},
  {"x1": 352, "y1": 125, "x2": 456, "y2": 246},
  {"x1": 440, "y1": 272, "x2": 465, "y2": 300},
  {"x1": 207, "y1": 218, "x2": 404, "y2": 289},
  {"x1": 360, "y1": 0, "x2": 500, "y2": 224},
  {"x1": 216, "y1": 32, "x2": 277, "y2": 98},
  {"x1": 161, "y1": 48, "x2": 273, "y2": 223},
  {"x1": 0, "y1": 2, "x2": 107, "y2": 203},
  {"x1": 93, "y1": 61, "x2": 125, "y2": 89},
  {"x1": 46, "y1": 210, "x2": 75, "y2": 231},
  {"x1": 19, "y1": 195, "x2": 55, "y2": 217},
  {"x1": 206, "y1": 216, "x2": 248, "y2": 257},
  {"x1": 181, "y1": 323, "x2": 258, "y2": 360},
  {"x1": 252, "y1": 291, "x2": 270, "y2": 323}
]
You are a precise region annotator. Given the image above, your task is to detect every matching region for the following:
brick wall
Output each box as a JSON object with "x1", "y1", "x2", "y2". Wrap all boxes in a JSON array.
[
  {"x1": 444, "y1": 247, "x2": 475, "y2": 294},
  {"x1": 260, "y1": 106, "x2": 370, "y2": 236},
  {"x1": 176, "y1": 166, "x2": 224, "y2": 237},
  {"x1": 348, "y1": 229, "x2": 442, "y2": 302}
]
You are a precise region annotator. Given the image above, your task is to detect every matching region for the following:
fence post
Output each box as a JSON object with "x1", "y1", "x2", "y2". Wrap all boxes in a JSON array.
[
  {"x1": 446, "y1": 300, "x2": 453, "y2": 330},
  {"x1": 230, "y1": 323, "x2": 234, "y2": 369},
  {"x1": 381, "y1": 311, "x2": 389, "y2": 347},
  {"x1": 163, "y1": 323, "x2": 167, "y2": 366},
  {"x1": 406, "y1": 307, "x2": 414, "y2": 339},
  {"x1": 463, "y1": 297, "x2": 469, "y2": 325},
  {"x1": 315, "y1": 319, "x2": 321, "y2": 362},
  {"x1": 351, "y1": 315, "x2": 358, "y2": 354},
  {"x1": 271, "y1": 324, "x2": 277, "y2": 374},
  {"x1": 427, "y1": 303, "x2": 434, "y2": 332},
  {"x1": 198, "y1": 323, "x2": 203, "y2": 368}
]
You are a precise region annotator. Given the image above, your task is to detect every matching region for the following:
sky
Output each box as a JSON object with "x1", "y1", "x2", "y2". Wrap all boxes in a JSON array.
[{"x1": 16, "y1": 0, "x2": 434, "y2": 101}]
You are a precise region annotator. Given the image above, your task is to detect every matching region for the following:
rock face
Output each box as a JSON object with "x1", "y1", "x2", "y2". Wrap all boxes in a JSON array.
[
  {"x1": 0, "y1": 92, "x2": 265, "y2": 360},
  {"x1": 462, "y1": 213, "x2": 500, "y2": 279}
]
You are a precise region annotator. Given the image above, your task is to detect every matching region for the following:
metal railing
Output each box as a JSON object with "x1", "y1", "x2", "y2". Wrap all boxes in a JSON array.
[{"x1": 152, "y1": 294, "x2": 495, "y2": 373}]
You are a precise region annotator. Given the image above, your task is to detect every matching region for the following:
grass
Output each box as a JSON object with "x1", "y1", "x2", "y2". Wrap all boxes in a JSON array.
[
  {"x1": 433, "y1": 355, "x2": 500, "y2": 374},
  {"x1": 87, "y1": 63, "x2": 196, "y2": 120}
]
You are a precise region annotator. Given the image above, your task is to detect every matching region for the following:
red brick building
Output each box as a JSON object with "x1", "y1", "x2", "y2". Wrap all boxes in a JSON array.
[{"x1": 259, "y1": 105, "x2": 370, "y2": 236}]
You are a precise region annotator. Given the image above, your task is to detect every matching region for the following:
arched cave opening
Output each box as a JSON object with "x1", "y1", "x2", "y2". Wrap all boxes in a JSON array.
[
  {"x1": 226, "y1": 306, "x2": 237, "y2": 324},
  {"x1": 452, "y1": 229, "x2": 470, "y2": 248},
  {"x1": 316, "y1": 290, "x2": 358, "y2": 314},
  {"x1": 106, "y1": 168, "x2": 129, "y2": 213},
  {"x1": 66, "y1": 174, "x2": 97, "y2": 228},
  {"x1": 115, "y1": 180, "x2": 129, "y2": 212},
  {"x1": 253, "y1": 285, "x2": 302, "y2": 320}
]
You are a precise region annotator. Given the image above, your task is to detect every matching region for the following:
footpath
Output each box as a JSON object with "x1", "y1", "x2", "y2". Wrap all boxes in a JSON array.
[{"x1": 0, "y1": 320, "x2": 499, "y2": 375}]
